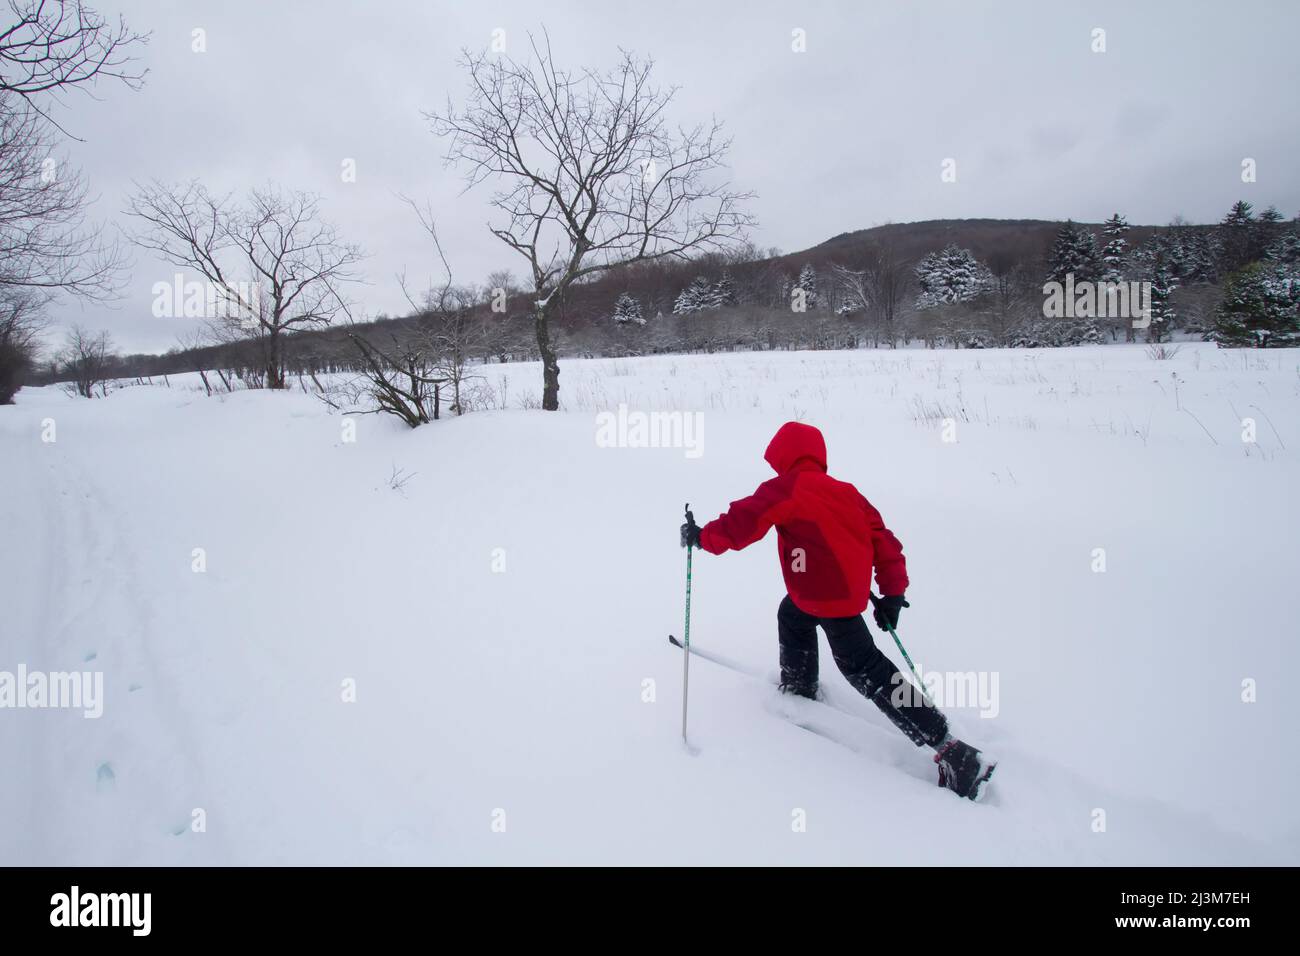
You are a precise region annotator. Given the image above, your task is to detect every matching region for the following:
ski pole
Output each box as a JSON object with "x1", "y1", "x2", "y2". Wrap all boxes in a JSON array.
[
  {"x1": 869, "y1": 591, "x2": 933, "y2": 706},
  {"x1": 681, "y1": 503, "x2": 695, "y2": 742}
]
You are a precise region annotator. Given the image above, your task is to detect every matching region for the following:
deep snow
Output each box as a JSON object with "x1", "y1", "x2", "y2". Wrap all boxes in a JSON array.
[{"x1": 2, "y1": 343, "x2": 1297, "y2": 864}]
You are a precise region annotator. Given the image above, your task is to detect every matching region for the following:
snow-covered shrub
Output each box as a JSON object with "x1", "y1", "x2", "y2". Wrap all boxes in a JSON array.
[{"x1": 1210, "y1": 261, "x2": 1300, "y2": 347}]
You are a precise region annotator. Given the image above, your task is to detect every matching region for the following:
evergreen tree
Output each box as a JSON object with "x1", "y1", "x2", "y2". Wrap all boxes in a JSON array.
[
  {"x1": 1217, "y1": 200, "x2": 1260, "y2": 273},
  {"x1": 1257, "y1": 205, "x2": 1287, "y2": 256},
  {"x1": 794, "y1": 263, "x2": 819, "y2": 309},
  {"x1": 612, "y1": 292, "x2": 645, "y2": 325},
  {"x1": 1264, "y1": 230, "x2": 1300, "y2": 265},
  {"x1": 711, "y1": 271, "x2": 737, "y2": 307},
  {"x1": 1210, "y1": 261, "x2": 1300, "y2": 347},
  {"x1": 1177, "y1": 229, "x2": 1219, "y2": 284},
  {"x1": 1133, "y1": 228, "x2": 1215, "y2": 287},
  {"x1": 673, "y1": 276, "x2": 713, "y2": 315},
  {"x1": 1045, "y1": 221, "x2": 1102, "y2": 283},
  {"x1": 698, "y1": 271, "x2": 737, "y2": 310},
  {"x1": 1146, "y1": 261, "x2": 1177, "y2": 343},
  {"x1": 1096, "y1": 215, "x2": 1132, "y2": 342},
  {"x1": 1222, "y1": 199, "x2": 1255, "y2": 226},
  {"x1": 914, "y1": 244, "x2": 993, "y2": 308},
  {"x1": 672, "y1": 285, "x2": 695, "y2": 315},
  {"x1": 1100, "y1": 213, "x2": 1130, "y2": 282}
]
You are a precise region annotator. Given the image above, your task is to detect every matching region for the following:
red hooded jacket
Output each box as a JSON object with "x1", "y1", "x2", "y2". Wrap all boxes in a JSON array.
[{"x1": 697, "y1": 422, "x2": 908, "y2": 618}]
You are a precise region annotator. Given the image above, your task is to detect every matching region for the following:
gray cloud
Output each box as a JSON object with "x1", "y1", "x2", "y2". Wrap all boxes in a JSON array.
[{"x1": 37, "y1": 0, "x2": 1300, "y2": 353}]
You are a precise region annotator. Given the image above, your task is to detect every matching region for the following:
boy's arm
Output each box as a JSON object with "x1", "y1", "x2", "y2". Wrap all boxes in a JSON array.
[
  {"x1": 698, "y1": 478, "x2": 789, "y2": 555},
  {"x1": 862, "y1": 495, "x2": 909, "y2": 595}
]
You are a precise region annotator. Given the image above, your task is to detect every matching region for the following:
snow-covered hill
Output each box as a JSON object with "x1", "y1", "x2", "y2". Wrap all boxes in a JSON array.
[{"x1": 2, "y1": 343, "x2": 1297, "y2": 864}]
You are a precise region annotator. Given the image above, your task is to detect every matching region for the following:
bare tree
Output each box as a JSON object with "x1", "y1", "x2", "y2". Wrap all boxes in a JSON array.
[
  {"x1": 173, "y1": 327, "x2": 215, "y2": 396},
  {"x1": 0, "y1": 287, "x2": 41, "y2": 401},
  {"x1": 0, "y1": 98, "x2": 124, "y2": 300},
  {"x1": 57, "y1": 322, "x2": 111, "y2": 397},
  {"x1": 981, "y1": 260, "x2": 1036, "y2": 345},
  {"x1": 862, "y1": 240, "x2": 912, "y2": 347},
  {"x1": 393, "y1": 197, "x2": 493, "y2": 416},
  {"x1": 428, "y1": 32, "x2": 753, "y2": 409},
  {"x1": 484, "y1": 269, "x2": 519, "y2": 305},
  {"x1": 830, "y1": 262, "x2": 870, "y2": 312},
  {"x1": 347, "y1": 322, "x2": 447, "y2": 427},
  {"x1": 0, "y1": 0, "x2": 145, "y2": 294},
  {"x1": 431, "y1": 293, "x2": 489, "y2": 413},
  {"x1": 829, "y1": 241, "x2": 912, "y2": 347},
  {"x1": 0, "y1": 2, "x2": 144, "y2": 402},
  {"x1": 125, "y1": 181, "x2": 365, "y2": 389}
]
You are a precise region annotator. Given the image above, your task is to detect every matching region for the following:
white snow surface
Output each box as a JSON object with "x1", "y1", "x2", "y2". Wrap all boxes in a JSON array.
[{"x1": 2, "y1": 343, "x2": 1297, "y2": 865}]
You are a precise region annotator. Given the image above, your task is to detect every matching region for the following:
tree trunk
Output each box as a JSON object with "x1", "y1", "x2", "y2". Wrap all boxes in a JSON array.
[
  {"x1": 536, "y1": 302, "x2": 560, "y2": 411},
  {"x1": 266, "y1": 327, "x2": 286, "y2": 389}
]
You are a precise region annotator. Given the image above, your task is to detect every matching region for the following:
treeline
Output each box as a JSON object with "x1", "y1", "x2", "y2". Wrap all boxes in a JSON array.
[
  {"x1": 23, "y1": 202, "x2": 1300, "y2": 402},
  {"x1": 22, "y1": 303, "x2": 541, "y2": 393},
  {"x1": 563, "y1": 201, "x2": 1300, "y2": 353}
]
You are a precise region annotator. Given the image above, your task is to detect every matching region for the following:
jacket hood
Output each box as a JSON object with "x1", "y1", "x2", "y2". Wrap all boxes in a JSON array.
[{"x1": 764, "y1": 422, "x2": 827, "y2": 475}]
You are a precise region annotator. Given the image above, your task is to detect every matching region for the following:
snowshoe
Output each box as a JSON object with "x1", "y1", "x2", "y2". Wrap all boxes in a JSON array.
[{"x1": 934, "y1": 738, "x2": 996, "y2": 802}]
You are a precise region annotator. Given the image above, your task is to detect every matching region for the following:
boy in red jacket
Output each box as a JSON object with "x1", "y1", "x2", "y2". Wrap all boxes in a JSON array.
[{"x1": 681, "y1": 421, "x2": 993, "y2": 801}]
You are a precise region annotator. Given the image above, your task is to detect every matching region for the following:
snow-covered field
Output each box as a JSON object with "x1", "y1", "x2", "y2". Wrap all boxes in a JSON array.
[{"x1": 2, "y1": 343, "x2": 1297, "y2": 865}]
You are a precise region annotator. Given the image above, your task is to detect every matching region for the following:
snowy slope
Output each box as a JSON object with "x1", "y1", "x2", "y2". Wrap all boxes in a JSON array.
[{"x1": 2, "y1": 343, "x2": 1297, "y2": 865}]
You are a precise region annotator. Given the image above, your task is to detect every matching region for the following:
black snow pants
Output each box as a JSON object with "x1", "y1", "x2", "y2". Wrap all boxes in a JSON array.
[{"x1": 777, "y1": 594, "x2": 949, "y2": 749}]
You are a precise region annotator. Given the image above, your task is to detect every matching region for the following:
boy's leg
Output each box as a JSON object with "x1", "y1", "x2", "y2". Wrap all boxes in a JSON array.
[
  {"x1": 821, "y1": 614, "x2": 949, "y2": 748},
  {"x1": 776, "y1": 595, "x2": 819, "y2": 699}
]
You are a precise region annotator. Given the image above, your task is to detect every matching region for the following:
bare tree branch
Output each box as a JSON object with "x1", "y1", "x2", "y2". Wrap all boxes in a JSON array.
[
  {"x1": 0, "y1": 95, "x2": 127, "y2": 300},
  {"x1": 0, "y1": 0, "x2": 148, "y2": 138}
]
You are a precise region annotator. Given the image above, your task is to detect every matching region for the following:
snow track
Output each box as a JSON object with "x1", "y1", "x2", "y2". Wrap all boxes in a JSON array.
[{"x1": 3, "y1": 430, "x2": 215, "y2": 863}]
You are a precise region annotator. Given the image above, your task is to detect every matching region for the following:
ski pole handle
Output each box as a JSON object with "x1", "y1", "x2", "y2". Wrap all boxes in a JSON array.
[{"x1": 682, "y1": 502, "x2": 700, "y2": 551}]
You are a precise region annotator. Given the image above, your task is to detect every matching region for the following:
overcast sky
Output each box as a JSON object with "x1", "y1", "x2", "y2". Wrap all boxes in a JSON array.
[{"x1": 41, "y1": 0, "x2": 1300, "y2": 353}]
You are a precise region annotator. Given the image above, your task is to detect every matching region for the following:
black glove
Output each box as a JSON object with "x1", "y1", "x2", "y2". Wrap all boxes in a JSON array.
[
  {"x1": 680, "y1": 505, "x2": 701, "y2": 549},
  {"x1": 873, "y1": 594, "x2": 909, "y2": 632},
  {"x1": 680, "y1": 518, "x2": 701, "y2": 549}
]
